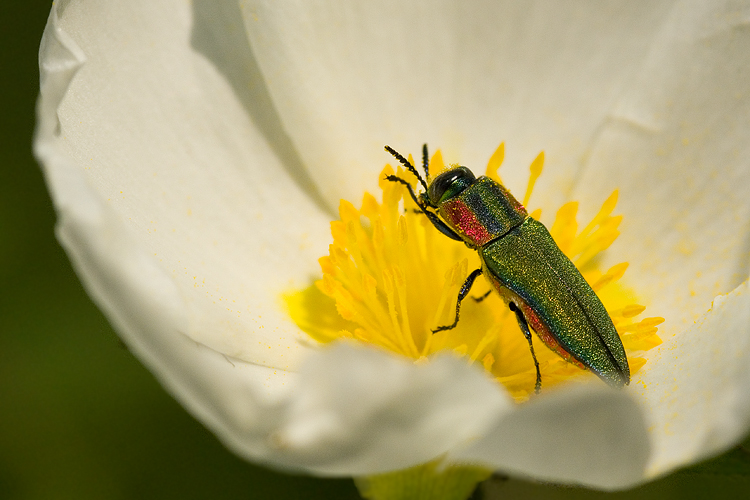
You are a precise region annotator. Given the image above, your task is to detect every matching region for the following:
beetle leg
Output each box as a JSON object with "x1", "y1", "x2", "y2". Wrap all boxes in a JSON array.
[
  {"x1": 385, "y1": 175, "x2": 464, "y2": 242},
  {"x1": 384, "y1": 174, "x2": 424, "y2": 208},
  {"x1": 509, "y1": 302, "x2": 542, "y2": 394},
  {"x1": 472, "y1": 289, "x2": 492, "y2": 303},
  {"x1": 433, "y1": 269, "x2": 483, "y2": 333},
  {"x1": 424, "y1": 210, "x2": 464, "y2": 241}
]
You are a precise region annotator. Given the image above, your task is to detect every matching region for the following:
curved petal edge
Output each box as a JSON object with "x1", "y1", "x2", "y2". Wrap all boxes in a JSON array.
[
  {"x1": 451, "y1": 384, "x2": 650, "y2": 490},
  {"x1": 639, "y1": 278, "x2": 750, "y2": 478}
]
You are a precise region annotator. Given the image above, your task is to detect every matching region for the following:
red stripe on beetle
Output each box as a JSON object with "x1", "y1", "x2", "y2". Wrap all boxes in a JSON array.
[
  {"x1": 441, "y1": 198, "x2": 493, "y2": 246},
  {"x1": 492, "y1": 281, "x2": 588, "y2": 371},
  {"x1": 517, "y1": 300, "x2": 587, "y2": 371}
]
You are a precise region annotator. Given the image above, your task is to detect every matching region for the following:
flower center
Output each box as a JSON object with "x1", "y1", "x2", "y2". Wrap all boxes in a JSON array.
[{"x1": 286, "y1": 144, "x2": 662, "y2": 401}]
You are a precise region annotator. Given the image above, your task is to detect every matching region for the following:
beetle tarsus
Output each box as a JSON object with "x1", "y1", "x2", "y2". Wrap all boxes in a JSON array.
[
  {"x1": 433, "y1": 269, "x2": 483, "y2": 333},
  {"x1": 509, "y1": 301, "x2": 542, "y2": 394},
  {"x1": 472, "y1": 290, "x2": 492, "y2": 303}
]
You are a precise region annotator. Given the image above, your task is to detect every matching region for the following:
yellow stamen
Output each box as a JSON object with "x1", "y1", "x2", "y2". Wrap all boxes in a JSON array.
[
  {"x1": 285, "y1": 145, "x2": 663, "y2": 402},
  {"x1": 485, "y1": 142, "x2": 505, "y2": 184},
  {"x1": 522, "y1": 151, "x2": 544, "y2": 207},
  {"x1": 429, "y1": 150, "x2": 446, "y2": 177}
]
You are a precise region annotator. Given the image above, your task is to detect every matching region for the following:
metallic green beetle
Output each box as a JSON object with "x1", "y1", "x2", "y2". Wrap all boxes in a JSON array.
[{"x1": 385, "y1": 145, "x2": 629, "y2": 392}]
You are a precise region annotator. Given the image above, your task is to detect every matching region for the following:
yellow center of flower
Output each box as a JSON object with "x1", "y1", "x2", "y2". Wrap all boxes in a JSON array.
[{"x1": 286, "y1": 144, "x2": 662, "y2": 401}]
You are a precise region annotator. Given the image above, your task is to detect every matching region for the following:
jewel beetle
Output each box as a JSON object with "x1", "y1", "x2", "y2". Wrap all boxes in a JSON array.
[{"x1": 384, "y1": 145, "x2": 629, "y2": 393}]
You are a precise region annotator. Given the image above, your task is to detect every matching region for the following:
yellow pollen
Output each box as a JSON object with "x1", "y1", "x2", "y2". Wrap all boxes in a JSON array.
[{"x1": 286, "y1": 145, "x2": 663, "y2": 401}]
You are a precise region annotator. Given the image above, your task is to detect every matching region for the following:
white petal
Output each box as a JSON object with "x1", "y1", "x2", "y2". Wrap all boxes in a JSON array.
[
  {"x1": 572, "y1": 0, "x2": 750, "y2": 338},
  {"x1": 636, "y1": 279, "x2": 750, "y2": 477},
  {"x1": 242, "y1": 0, "x2": 675, "y2": 207},
  {"x1": 36, "y1": 0, "x2": 301, "y2": 464},
  {"x1": 265, "y1": 343, "x2": 514, "y2": 475},
  {"x1": 39, "y1": 0, "x2": 332, "y2": 369},
  {"x1": 450, "y1": 384, "x2": 650, "y2": 489}
]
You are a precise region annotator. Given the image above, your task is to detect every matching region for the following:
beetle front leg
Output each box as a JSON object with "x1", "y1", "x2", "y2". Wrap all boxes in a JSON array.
[
  {"x1": 424, "y1": 210, "x2": 464, "y2": 242},
  {"x1": 433, "y1": 269, "x2": 483, "y2": 333},
  {"x1": 385, "y1": 175, "x2": 463, "y2": 242},
  {"x1": 509, "y1": 302, "x2": 542, "y2": 394}
]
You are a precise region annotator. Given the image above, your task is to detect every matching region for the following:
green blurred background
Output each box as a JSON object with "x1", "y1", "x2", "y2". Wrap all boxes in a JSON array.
[{"x1": 2, "y1": 2, "x2": 750, "y2": 499}]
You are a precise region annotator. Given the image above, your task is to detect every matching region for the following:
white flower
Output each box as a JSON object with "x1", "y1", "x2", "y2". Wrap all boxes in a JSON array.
[{"x1": 35, "y1": 0, "x2": 750, "y2": 491}]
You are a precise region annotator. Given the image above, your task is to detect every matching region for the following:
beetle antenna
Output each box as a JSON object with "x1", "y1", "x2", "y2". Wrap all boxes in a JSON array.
[
  {"x1": 422, "y1": 143, "x2": 430, "y2": 181},
  {"x1": 384, "y1": 145, "x2": 429, "y2": 193}
]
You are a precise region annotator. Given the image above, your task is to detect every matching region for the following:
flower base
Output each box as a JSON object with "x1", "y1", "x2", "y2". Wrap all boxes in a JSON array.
[{"x1": 355, "y1": 459, "x2": 492, "y2": 500}]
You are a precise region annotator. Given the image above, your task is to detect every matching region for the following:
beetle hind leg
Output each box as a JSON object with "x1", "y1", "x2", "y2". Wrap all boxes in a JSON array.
[{"x1": 509, "y1": 302, "x2": 542, "y2": 394}]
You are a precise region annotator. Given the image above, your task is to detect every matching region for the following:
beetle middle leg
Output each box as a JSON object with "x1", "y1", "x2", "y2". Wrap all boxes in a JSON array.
[
  {"x1": 509, "y1": 302, "x2": 542, "y2": 394},
  {"x1": 433, "y1": 268, "x2": 483, "y2": 333}
]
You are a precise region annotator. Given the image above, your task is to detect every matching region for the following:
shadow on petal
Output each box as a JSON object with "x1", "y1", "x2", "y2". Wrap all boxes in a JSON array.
[{"x1": 190, "y1": 0, "x2": 331, "y2": 214}]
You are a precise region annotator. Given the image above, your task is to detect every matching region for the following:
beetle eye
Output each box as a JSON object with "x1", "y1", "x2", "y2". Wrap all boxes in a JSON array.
[{"x1": 428, "y1": 167, "x2": 477, "y2": 205}]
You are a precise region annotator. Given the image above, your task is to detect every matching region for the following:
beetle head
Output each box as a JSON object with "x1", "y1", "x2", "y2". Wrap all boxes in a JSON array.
[{"x1": 426, "y1": 167, "x2": 477, "y2": 207}]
